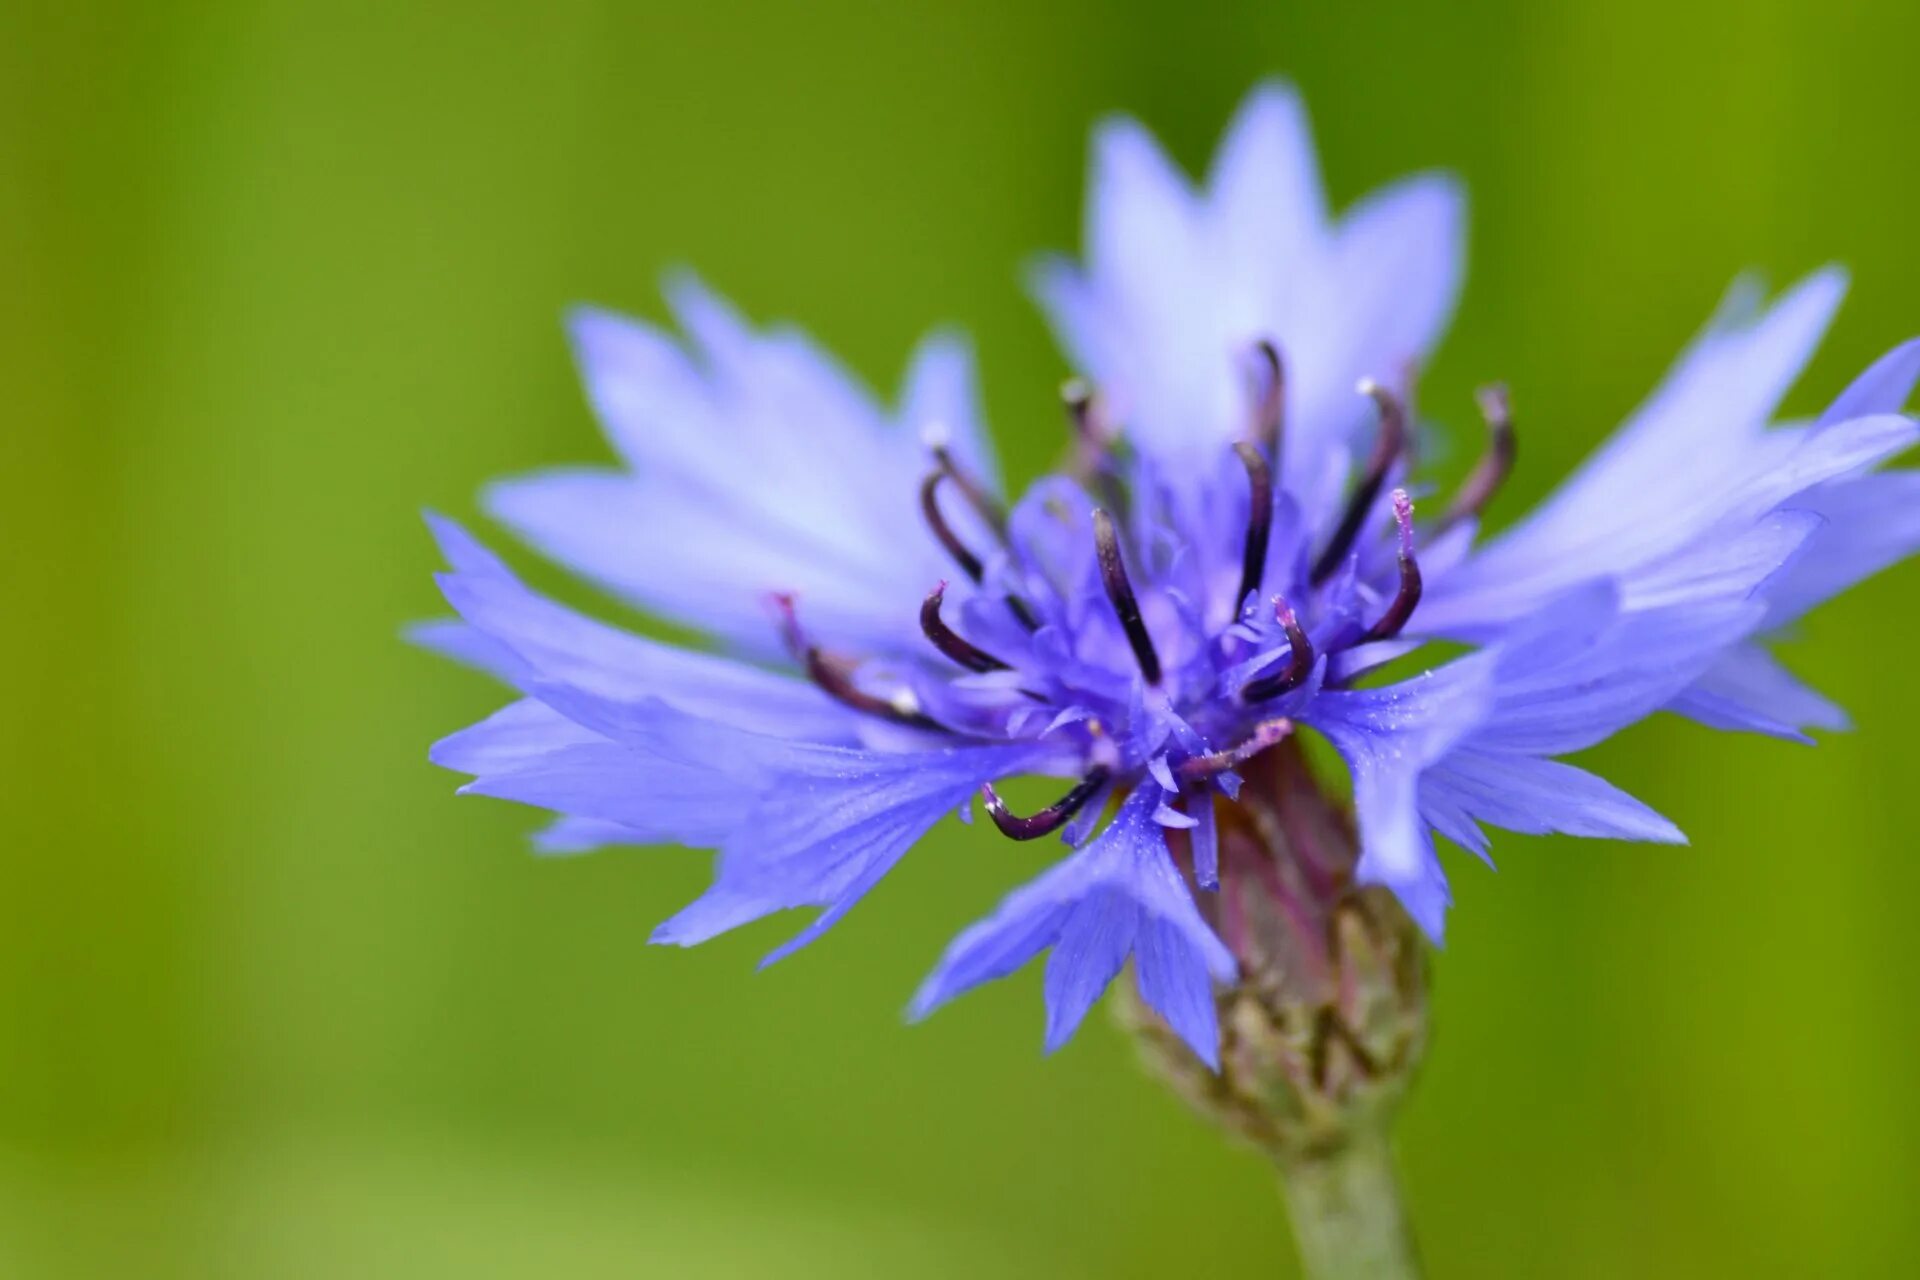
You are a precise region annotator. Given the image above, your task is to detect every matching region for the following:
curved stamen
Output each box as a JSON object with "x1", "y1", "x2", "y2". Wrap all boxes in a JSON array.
[
  {"x1": 919, "y1": 469, "x2": 1042, "y2": 632},
  {"x1": 1310, "y1": 379, "x2": 1408, "y2": 584},
  {"x1": 1435, "y1": 383, "x2": 1516, "y2": 535},
  {"x1": 919, "y1": 471, "x2": 986, "y2": 583},
  {"x1": 1241, "y1": 596, "x2": 1315, "y2": 702},
  {"x1": 919, "y1": 582, "x2": 1011, "y2": 673},
  {"x1": 1358, "y1": 490, "x2": 1423, "y2": 644},
  {"x1": 772, "y1": 593, "x2": 945, "y2": 732},
  {"x1": 1177, "y1": 718, "x2": 1293, "y2": 783},
  {"x1": 1092, "y1": 508, "x2": 1162, "y2": 685},
  {"x1": 982, "y1": 767, "x2": 1111, "y2": 841},
  {"x1": 924, "y1": 430, "x2": 1008, "y2": 538},
  {"x1": 1248, "y1": 339, "x2": 1286, "y2": 454},
  {"x1": 1232, "y1": 441, "x2": 1273, "y2": 615}
]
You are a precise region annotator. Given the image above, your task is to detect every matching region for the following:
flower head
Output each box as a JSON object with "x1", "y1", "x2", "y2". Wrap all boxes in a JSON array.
[{"x1": 420, "y1": 84, "x2": 1920, "y2": 1069}]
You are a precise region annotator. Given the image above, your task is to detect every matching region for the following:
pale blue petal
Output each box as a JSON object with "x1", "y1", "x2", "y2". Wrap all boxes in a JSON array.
[
  {"x1": 429, "y1": 516, "x2": 855, "y2": 741},
  {"x1": 457, "y1": 742, "x2": 744, "y2": 846},
  {"x1": 1420, "y1": 273, "x2": 1855, "y2": 633},
  {"x1": 532, "y1": 815, "x2": 643, "y2": 856},
  {"x1": 654, "y1": 742, "x2": 1047, "y2": 961},
  {"x1": 430, "y1": 697, "x2": 606, "y2": 775},
  {"x1": 911, "y1": 790, "x2": 1233, "y2": 1064},
  {"x1": 1817, "y1": 336, "x2": 1920, "y2": 425},
  {"x1": 1421, "y1": 750, "x2": 1684, "y2": 853},
  {"x1": 900, "y1": 330, "x2": 1000, "y2": 493},
  {"x1": 1761, "y1": 470, "x2": 1920, "y2": 626},
  {"x1": 1303, "y1": 659, "x2": 1496, "y2": 941},
  {"x1": 1668, "y1": 642, "x2": 1849, "y2": 740}
]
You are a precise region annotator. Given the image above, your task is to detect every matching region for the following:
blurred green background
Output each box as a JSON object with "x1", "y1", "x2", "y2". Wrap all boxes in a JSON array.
[{"x1": 5, "y1": 1, "x2": 1919, "y2": 1276}]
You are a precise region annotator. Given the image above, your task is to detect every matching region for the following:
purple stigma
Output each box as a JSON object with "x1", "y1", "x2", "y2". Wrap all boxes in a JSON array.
[
  {"x1": 982, "y1": 768, "x2": 1112, "y2": 841},
  {"x1": 1358, "y1": 490, "x2": 1423, "y2": 644},
  {"x1": 1092, "y1": 508, "x2": 1162, "y2": 685},
  {"x1": 919, "y1": 582, "x2": 1012, "y2": 673},
  {"x1": 1435, "y1": 383, "x2": 1517, "y2": 534},
  {"x1": 1241, "y1": 595, "x2": 1315, "y2": 703},
  {"x1": 1232, "y1": 441, "x2": 1274, "y2": 615},
  {"x1": 1311, "y1": 379, "x2": 1408, "y2": 584}
]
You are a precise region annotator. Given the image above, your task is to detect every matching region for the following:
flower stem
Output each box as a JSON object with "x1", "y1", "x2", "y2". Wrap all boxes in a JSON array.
[{"x1": 1276, "y1": 1134, "x2": 1421, "y2": 1280}]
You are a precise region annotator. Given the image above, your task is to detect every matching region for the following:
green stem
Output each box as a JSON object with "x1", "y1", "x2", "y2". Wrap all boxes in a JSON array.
[{"x1": 1276, "y1": 1134, "x2": 1421, "y2": 1280}]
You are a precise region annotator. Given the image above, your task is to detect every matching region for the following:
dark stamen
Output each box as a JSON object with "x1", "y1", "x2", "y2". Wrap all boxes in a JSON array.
[
  {"x1": 920, "y1": 471, "x2": 985, "y2": 583},
  {"x1": 1435, "y1": 383, "x2": 1516, "y2": 535},
  {"x1": 926, "y1": 433, "x2": 1008, "y2": 538},
  {"x1": 1241, "y1": 596, "x2": 1315, "y2": 702},
  {"x1": 1248, "y1": 340, "x2": 1286, "y2": 454},
  {"x1": 919, "y1": 468, "x2": 1041, "y2": 632},
  {"x1": 919, "y1": 582, "x2": 1011, "y2": 673},
  {"x1": 1358, "y1": 490, "x2": 1423, "y2": 644},
  {"x1": 982, "y1": 767, "x2": 1111, "y2": 841},
  {"x1": 1310, "y1": 379, "x2": 1408, "y2": 585},
  {"x1": 771, "y1": 593, "x2": 945, "y2": 732},
  {"x1": 1177, "y1": 718, "x2": 1293, "y2": 783},
  {"x1": 1092, "y1": 508, "x2": 1162, "y2": 685},
  {"x1": 1232, "y1": 441, "x2": 1273, "y2": 615}
]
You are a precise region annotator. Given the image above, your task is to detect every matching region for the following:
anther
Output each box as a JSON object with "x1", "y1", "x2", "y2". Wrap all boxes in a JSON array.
[
  {"x1": 1241, "y1": 596, "x2": 1315, "y2": 702},
  {"x1": 982, "y1": 767, "x2": 1111, "y2": 841},
  {"x1": 1247, "y1": 339, "x2": 1286, "y2": 454},
  {"x1": 1358, "y1": 490, "x2": 1423, "y2": 644},
  {"x1": 919, "y1": 582, "x2": 1011, "y2": 674},
  {"x1": 1231, "y1": 441, "x2": 1273, "y2": 615},
  {"x1": 1435, "y1": 383, "x2": 1516, "y2": 535},
  {"x1": 1311, "y1": 379, "x2": 1408, "y2": 584},
  {"x1": 1092, "y1": 508, "x2": 1162, "y2": 685},
  {"x1": 771, "y1": 592, "x2": 946, "y2": 732}
]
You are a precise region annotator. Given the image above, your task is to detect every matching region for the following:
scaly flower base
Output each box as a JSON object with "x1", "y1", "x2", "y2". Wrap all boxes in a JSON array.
[{"x1": 1117, "y1": 740, "x2": 1429, "y2": 1278}]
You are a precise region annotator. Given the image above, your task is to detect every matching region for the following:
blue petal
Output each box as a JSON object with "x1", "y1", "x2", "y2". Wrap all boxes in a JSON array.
[
  {"x1": 911, "y1": 789, "x2": 1236, "y2": 1065},
  {"x1": 1667, "y1": 642, "x2": 1849, "y2": 741},
  {"x1": 1817, "y1": 336, "x2": 1920, "y2": 425},
  {"x1": 1470, "y1": 583, "x2": 1764, "y2": 756},
  {"x1": 405, "y1": 618, "x2": 526, "y2": 683},
  {"x1": 1761, "y1": 470, "x2": 1920, "y2": 627},
  {"x1": 491, "y1": 279, "x2": 991, "y2": 653},
  {"x1": 1032, "y1": 83, "x2": 1462, "y2": 536},
  {"x1": 1421, "y1": 750, "x2": 1684, "y2": 856},
  {"x1": 1190, "y1": 797, "x2": 1220, "y2": 892},
  {"x1": 427, "y1": 516, "x2": 856, "y2": 741},
  {"x1": 430, "y1": 697, "x2": 606, "y2": 775},
  {"x1": 532, "y1": 815, "x2": 642, "y2": 856},
  {"x1": 1419, "y1": 273, "x2": 1869, "y2": 634},
  {"x1": 1306, "y1": 578, "x2": 1765, "y2": 936},
  {"x1": 456, "y1": 742, "x2": 745, "y2": 846},
  {"x1": 653, "y1": 741, "x2": 1049, "y2": 962},
  {"x1": 1306, "y1": 658, "x2": 1495, "y2": 942}
]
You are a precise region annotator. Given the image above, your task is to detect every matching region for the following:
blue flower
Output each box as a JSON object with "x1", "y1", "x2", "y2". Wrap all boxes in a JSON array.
[{"x1": 419, "y1": 84, "x2": 1920, "y2": 1068}]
